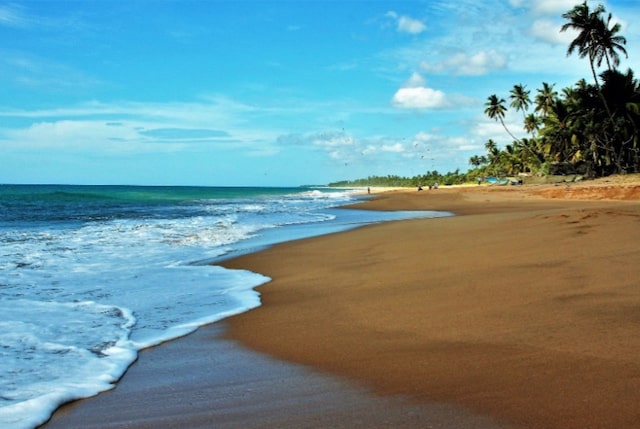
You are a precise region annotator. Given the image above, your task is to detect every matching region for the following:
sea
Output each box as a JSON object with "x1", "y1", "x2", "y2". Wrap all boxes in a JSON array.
[{"x1": 0, "y1": 184, "x2": 449, "y2": 429}]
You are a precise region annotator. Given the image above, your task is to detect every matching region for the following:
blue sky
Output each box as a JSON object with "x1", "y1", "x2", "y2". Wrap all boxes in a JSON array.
[{"x1": 1, "y1": 0, "x2": 638, "y2": 186}]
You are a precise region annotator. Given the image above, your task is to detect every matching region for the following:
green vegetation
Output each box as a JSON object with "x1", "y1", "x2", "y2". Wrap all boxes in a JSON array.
[
  {"x1": 331, "y1": 2, "x2": 639, "y2": 188},
  {"x1": 329, "y1": 170, "x2": 470, "y2": 188}
]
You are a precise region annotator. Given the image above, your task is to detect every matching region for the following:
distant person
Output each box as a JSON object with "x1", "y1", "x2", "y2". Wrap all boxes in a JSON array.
[
  {"x1": 418, "y1": 185, "x2": 423, "y2": 191},
  {"x1": 367, "y1": 187, "x2": 371, "y2": 194}
]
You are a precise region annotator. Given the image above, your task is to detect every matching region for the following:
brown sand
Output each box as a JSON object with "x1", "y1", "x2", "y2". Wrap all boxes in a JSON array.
[
  {"x1": 44, "y1": 178, "x2": 640, "y2": 429},
  {"x1": 45, "y1": 324, "x2": 508, "y2": 429},
  {"x1": 222, "y1": 180, "x2": 640, "y2": 429}
]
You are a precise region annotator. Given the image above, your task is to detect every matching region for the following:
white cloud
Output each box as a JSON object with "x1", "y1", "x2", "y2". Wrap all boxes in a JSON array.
[
  {"x1": 4, "y1": 120, "x2": 162, "y2": 154},
  {"x1": 512, "y1": 0, "x2": 590, "y2": 46},
  {"x1": 413, "y1": 131, "x2": 437, "y2": 144},
  {"x1": 380, "y1": 142, "x2": 404, "y2": 153},
  {"x1": 391, "y1": 72, "x2": 449, "y2": 109},
  {"x1": 421, "y1": 50, "x2": 506, "y2": 76},
  {"x1": 530, "y1": 18, "x2": 575, "y2": 45},
  {"x1": 385, "y1": 11, "x2": 426, "y2": 34},
  {"x1": 472, "y1": 111, "x2": 528, "y2": 146},
  {"x1": 0, "y1": 98, "x2": 284, "y2": 156},
  {"x1": 391, "y1": 87, "x2": 447, "y2": 109},
  {"x1": 398, "y1": 15, "x2": 426, "y2": 34},
  {"x1": 529, "y1": 0, "x2": 578, "y2": 16}
]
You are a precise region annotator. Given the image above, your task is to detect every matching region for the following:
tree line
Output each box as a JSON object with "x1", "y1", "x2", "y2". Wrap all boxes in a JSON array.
[{"x1": 329, "y1": 171, "x2": 465, "y2": 188}]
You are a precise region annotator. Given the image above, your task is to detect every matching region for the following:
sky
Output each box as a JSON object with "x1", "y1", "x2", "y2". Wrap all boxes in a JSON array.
[{"x1": 1, "y1": 0, "x2": 639, "y2": 186}]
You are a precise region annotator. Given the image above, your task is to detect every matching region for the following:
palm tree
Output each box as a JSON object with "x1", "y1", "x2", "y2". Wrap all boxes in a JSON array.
[
  {"x1": 561, "y1": 2, "x2": 626, "y2": 121},
  {"x1": 509, "y1": 84, "x2": 531, "y2": 120},
  {"x1": 561, "y1": 1, "x2": 607, "y2": 89},
  {"x1": 541, "y1": 98, "x2": 577, "y2": 163},
  {"x1": 534, "y1": 82, "x2": 557, "y2": 118},
  {"x1": 485, "y1": 94, "x2": 520, "y2": 143},
  {"x1": 524, "y1": 113, "x2": 541, "y2": 137},
  {"x1": 484, "y1": 139, "x2": 498, "y2": 155},
  {"x1": 600, "y1": 68, "x2": 640, "y2": 172},
  {"x1": 594, "y1": 12, "x2": 627, "y2": 71},
  {"x1": 469, "y1": 155, "x2": 482, "y2": 168},
  {"x1": 518, "y1": 137, "x2": 544, "y2": 172}
]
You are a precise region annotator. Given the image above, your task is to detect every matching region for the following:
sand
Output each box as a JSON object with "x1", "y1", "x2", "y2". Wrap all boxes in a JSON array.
[
  {"x1": 45, "y1": 178, "x2": 640, "y2": 429},
  {"x1": 44, "y1": 323, "x2": 509, "y2": 429}
]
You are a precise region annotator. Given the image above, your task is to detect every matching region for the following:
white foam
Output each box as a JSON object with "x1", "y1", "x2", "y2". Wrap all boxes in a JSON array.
[{"x1": 0, "y1": 300, "x2": 138, "y2": 429}]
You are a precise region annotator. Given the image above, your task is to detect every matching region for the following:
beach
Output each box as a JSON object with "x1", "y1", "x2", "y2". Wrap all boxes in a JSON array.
[{"x1": 45, "y1": 179, "x2": 640, "y2": 429}]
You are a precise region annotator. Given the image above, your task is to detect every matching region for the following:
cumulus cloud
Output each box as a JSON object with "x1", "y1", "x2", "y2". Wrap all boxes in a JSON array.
[
  {"x1": 420, "y1": 50, "x2": 506, "y2": 76},
  {"x1": 391, "y1": 72, "x2": 448, "y2": 109},
  {"x1": 392, "y1": 87, "x2": 447, "y2": 109},
  {"x1": 386, "y1": 11, "x2": 426, "y2": 34}
]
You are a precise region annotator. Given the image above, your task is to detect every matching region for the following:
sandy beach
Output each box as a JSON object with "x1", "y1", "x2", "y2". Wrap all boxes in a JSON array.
[{"x1": 45, "y1": 178, "x2": 640, "y2": 429}]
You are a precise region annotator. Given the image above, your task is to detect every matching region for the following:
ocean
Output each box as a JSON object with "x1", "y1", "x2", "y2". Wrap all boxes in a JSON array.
[{"x1": 0, "y1": 184, "x2": 449, "y2": 429}]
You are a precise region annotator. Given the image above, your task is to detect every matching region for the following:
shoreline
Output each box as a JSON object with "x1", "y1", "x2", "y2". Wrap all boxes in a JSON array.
[
  {"x1": 221, "y1": 181, "x2": 640, "y2": 429},
  {"x1": 45, "y1": 179, "x2": 640, "y2": 429}
]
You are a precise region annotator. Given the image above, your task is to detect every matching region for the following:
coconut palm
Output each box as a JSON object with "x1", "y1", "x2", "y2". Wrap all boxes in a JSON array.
[
  {"x1": 534, "y1": 82, "x2": 557, "y2": 118},
  {"x1": 509, "y1": 84, "x2": 531, "y2": 120},
  {"x1": 561, "y1": 1, "x2": 627, "y2": 122},
  {"x1": 485, "y1": 94, "x2": 520, "y2": 143},
  {"x1": 484, "y1": 139, "x2": 498, "y2": 154},
  {"x1": 561, "y1": 1, "x2": 607, "y2": 88},
  {"x1": 518, "y1": 138, "x2": 544, "y2": 172},
  {"x1": 594, "y1": 12, "x2": 627, "y2": 71},
  {"x1": 524, "y1": 113, "x2": 541, "y2": 137},
  {"x1": 599, "y1": 68, "x2": 640, "y2": 172},
  {"x1": 541, "y1": 98, "x2": 578, "y2": 163},
  {"x1": 468, "y1": 155, "x2": 483, "y2": 168}
]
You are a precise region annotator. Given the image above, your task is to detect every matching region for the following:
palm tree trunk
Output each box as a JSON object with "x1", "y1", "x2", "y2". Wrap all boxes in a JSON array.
[
  {"x1": 589, "y1": 54, "x2": 614, "y2": 119},
  {"x1": 499, "y1": 118, "x2": 519, "y2": 144}
]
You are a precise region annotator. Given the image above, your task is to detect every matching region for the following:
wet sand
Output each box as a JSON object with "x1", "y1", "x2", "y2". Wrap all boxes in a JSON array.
[
  {"x1": 44, "y1": 323, "x2": 509, "y2": 429},
  {"x1": 45, "y1": 178, "x2": 640, "y2": 429}
]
